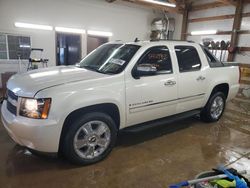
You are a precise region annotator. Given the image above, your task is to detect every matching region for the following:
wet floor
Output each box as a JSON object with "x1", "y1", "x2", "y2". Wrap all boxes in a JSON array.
[{"x1": 0, "y1": 95, "x2": 249, "y2": 188}]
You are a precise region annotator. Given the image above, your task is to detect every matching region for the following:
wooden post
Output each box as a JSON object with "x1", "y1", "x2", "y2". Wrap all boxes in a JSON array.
[
  {"x1": 181, "y1": 4, "x2": 189, "y2": 40},
  {"x1": 228, "y1": 0, "x2": 243, "y2": 61}
]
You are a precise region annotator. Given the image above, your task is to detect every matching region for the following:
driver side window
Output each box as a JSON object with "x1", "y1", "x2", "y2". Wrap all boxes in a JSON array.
[{"x1": 137, "y1": 46, "x2": 173, "y2": 74}]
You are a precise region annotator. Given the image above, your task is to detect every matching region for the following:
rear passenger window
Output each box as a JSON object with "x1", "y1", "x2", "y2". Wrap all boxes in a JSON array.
[
  {"x1": 175, "y1": 46, "x2": 201, "y2": 72},
  {"x1": 137, "y1": 46, "x2": 172, "y2": 74}
]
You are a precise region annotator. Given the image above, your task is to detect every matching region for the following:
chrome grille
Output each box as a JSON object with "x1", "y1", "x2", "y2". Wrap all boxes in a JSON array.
[{"x1": 6, "y1": 89, "x2": 18, "y2": 115}]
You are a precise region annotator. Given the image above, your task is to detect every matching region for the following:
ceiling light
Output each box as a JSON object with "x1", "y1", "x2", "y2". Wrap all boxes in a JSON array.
[
  {"x1": 87, "y1": 30, "x2": 113, "y2": 37},
  {"x1": 191, "y1": 30, "x2": 217, "y2": 36},
  {"x1": 15, "y1": 22, "x2": 53, "y2": 30},
  {"x1": 55, "y1": 27, "x2": 85, "y2": 34},
  {"x1": 19, "y1": 44, "x2": 31, "y2": 48},
  {"x1": 143, "y1": 0, "x2": 176, "y2": 7}
]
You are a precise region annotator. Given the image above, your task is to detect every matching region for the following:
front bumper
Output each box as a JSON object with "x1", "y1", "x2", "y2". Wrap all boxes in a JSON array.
[{"x1": 1, "y1": 100, "x2": 61, "y2": 153}]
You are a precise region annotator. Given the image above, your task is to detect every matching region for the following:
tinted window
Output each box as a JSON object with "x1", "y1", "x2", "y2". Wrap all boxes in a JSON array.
[
  {"x1": 175, "y1": 46, "x2": 201, "y2": 72},
  {"x1": 137, "y1": 46, "x2": 172, "y2": 74}
]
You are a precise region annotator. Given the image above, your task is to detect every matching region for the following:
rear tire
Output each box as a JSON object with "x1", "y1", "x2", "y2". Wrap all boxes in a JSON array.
[
  {"x1": 200, "y1": 92, "x2": 226, "y2": 122},
  {"x1": 62, "y1": 112, "x2": 117, "y2": 165}
]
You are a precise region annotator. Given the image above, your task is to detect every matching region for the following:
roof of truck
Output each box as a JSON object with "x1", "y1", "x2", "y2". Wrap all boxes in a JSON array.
[{"x1": 112, "y1": 39, "x2": 197, "y2": 47}]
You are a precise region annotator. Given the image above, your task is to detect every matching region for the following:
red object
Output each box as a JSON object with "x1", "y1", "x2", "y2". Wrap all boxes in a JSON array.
[{"x1": 228, "y1": 46, "x2": 236, "y2": 53}]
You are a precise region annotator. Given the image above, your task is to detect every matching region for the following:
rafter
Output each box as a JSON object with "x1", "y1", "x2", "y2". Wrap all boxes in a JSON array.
[
  {"x1": 216, "y1": 0, "x2": 237, "y2": 6},
  {"x1": 168, "y1": 0, "x2": 186, "y2": 9},
  {"x1": 190, "y1": 2, "x2": 228, "y2": 11}
]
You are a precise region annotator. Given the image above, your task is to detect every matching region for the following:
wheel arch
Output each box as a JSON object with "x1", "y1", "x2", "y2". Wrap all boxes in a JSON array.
[
  {"x1": 209, "y1": 83, "x2": 229, "y2": 101},
  {"x1": 58, "y1": 103, "x2": 120, "y2": 153}
]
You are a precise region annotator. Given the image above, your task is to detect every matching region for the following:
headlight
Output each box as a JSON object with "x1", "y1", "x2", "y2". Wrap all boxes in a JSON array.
[{"x1": 19, "y1": 98, "x2": 51, "y2": 119}]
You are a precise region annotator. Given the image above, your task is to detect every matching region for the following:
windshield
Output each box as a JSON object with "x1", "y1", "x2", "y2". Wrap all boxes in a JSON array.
[{"x1": 79, "y1": 43, "x2": 140, "y2": 74}]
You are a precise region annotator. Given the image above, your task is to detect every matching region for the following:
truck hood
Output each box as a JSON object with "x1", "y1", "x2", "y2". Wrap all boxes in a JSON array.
[{"x1": 7, "y1": 66, "x2": 106, "y2": 97}]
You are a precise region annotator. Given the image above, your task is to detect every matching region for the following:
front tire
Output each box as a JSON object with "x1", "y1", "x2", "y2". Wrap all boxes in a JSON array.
[
  {"x1": 200, "y1": 92, "x2": 226, "y2": 122},
  {"x1": 62, "y1": 112, "x2": 117, "y2": 165}
]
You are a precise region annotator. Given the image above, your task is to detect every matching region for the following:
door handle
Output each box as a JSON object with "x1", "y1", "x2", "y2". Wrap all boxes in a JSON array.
[
  {"x1": 196, "y1": 76, "x2": 206, "y2": 81},
  {"x1": 164, "y1": 80, "x2": 176, "y2": 86}
]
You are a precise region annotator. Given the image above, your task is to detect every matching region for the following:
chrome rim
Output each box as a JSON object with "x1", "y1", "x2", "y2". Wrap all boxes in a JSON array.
[
  {"x1": 210, "y1": 96, "x2": 224, "y2": 119},
  {"x1": 73, "y1": 120, "x2": 111, "y2": 159}
]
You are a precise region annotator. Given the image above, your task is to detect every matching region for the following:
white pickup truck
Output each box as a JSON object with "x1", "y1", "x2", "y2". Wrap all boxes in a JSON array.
[{"x1": 1, "y1": 40, "x2": 240, "y2": 165}]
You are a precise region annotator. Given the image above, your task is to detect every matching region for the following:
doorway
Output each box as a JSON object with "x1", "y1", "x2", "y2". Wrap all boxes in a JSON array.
[
  {"x1": 56, "y1": 33, "x2": 81, "y2": 66},
  {"x1": 87, "y1": 35, "x2": 108, "y2": 54}
]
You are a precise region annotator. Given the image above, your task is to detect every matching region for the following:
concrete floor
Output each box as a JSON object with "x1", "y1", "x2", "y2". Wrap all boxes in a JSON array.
[{"x1": 0, "y1": 94, "x2": 249, "y2": 188}]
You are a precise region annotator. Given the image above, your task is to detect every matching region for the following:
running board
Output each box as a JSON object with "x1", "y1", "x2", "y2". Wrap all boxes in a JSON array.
[{"x1": 121, "y1": 109, "x2": 201, "y2": 132}]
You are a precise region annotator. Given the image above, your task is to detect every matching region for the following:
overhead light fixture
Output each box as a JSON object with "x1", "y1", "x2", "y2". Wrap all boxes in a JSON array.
[
  {"x1": 87, "y1": 30, "x2": 113, "y2": 37},
  {"x1": 191, "y1": 30, "x2": 217, "y2": 36},
  {"x1": 55, "y1": 27, "x2": 86, "y2": 34},
  {"x1": 15, "y1": 22, "x2": 53, "y2": 30},
  {"x1": 143, "y1": 0, "x2": 176, "y2": 8}
]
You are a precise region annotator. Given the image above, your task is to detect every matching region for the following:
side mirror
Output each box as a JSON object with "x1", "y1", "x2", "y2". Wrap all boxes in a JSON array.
[{"x1": 133, "y1": 64, "x2": 157, "y2": 79}]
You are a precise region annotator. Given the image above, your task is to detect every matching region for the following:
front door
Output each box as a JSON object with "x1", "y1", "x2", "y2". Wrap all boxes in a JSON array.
[{"x1": 125, "y1": 45, "x2": 178, "y2": 126}]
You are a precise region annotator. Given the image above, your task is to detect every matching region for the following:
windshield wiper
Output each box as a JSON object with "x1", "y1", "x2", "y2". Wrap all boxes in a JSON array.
[{"x1": 81, "y1": 65, "x2": 107, "y2": 74}]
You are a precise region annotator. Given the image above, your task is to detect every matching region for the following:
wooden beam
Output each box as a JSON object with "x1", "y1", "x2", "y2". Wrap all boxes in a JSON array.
[
  {"x1": 238, "y1": 30, "x2": 250, "y2": 34},
  {"x1": 189, "y1": 14, "x2": 234, "y2": 23},
  {"x1": 237, "y1": 47, "x2": 250, "y2": 51},
  {"x1": 181, "y1": 3, "x2": 189, "y2": 40},
  {"x1": 167, "y1": 0, "x2": 184, "y2": 8},
  {"x1": 167, "y1": 0, "x2": 185, "y2": 9},
  {"x1": 188, "y1": 12, "x2": 250, "y2": 23},
  {"x1": 216, "y1": 0, "x2": 237, "y2": 6},
  {"x1": 190, "y1": 2, "x2": 228, "y2": 11},
  {"x1": 228, "y1": 0, "x2": 243, "y2": 61}
]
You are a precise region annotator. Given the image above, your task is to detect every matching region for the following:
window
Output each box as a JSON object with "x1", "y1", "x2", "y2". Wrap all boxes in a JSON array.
[
  {"x1": 0, "y1": 33, "x2": 31, "y2": 60},
  {"x1": 79, "y1": 44, "x2": 140, "y2": 74},
  {"x1": 0, "y1": 34, "x2": 7, "y2": 59},
  {"x1": 175, "y1": 45, "x2": 201, "y2": 72},
  {"x1": 137, "y1": 46, "x2": 172, "y2": 74}
]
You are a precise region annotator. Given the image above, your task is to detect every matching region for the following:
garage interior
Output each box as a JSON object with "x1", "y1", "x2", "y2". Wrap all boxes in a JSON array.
[{"x1": 0, "y1": 0, "x2": 250, "y2": 187}]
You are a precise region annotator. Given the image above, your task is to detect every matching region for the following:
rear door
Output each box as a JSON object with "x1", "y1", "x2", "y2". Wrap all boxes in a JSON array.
[{"x1": 174, "y1": 45, "x2": 207, "y2": 113}]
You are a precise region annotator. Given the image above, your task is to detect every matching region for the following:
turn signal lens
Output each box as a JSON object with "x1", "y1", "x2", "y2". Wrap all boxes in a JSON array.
[{"x1": 41, "y1": 99, "x2": 51, "y2": 119}]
